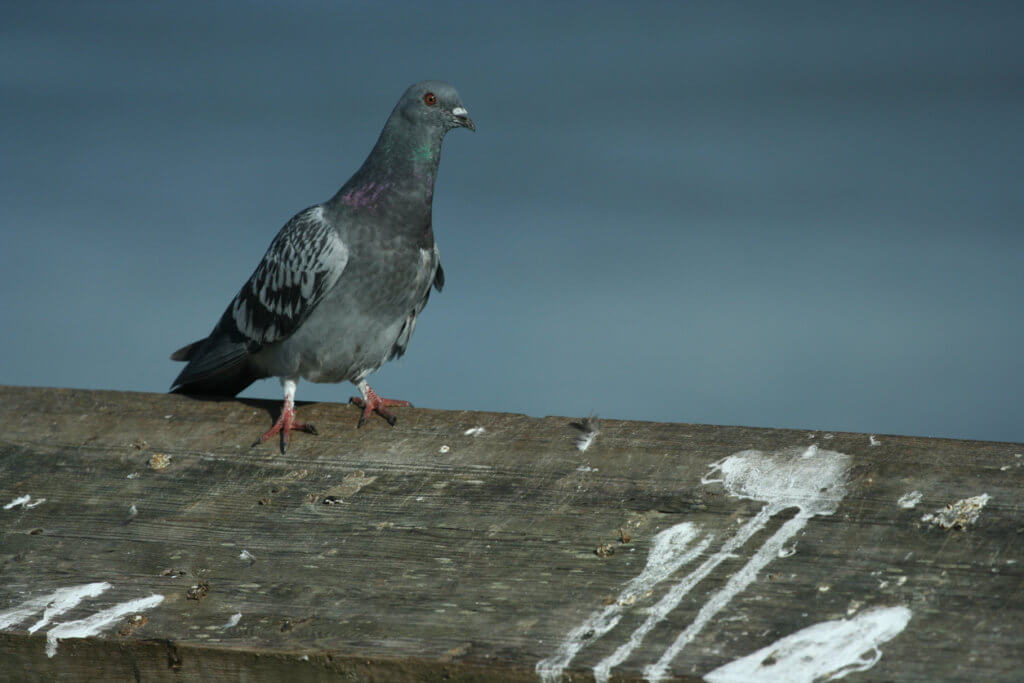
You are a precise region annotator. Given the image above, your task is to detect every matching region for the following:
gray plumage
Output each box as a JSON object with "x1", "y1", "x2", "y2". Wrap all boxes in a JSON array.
[{"x1": 170, "y1": 81, "x2": 473, "y2": 441}]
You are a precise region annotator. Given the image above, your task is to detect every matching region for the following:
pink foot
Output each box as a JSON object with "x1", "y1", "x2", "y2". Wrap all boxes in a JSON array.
[
  {"x1": 254, "y1": 403, "x2": 317, "y2": 453},
  {"x1": 349, "y1": 382, "x2": 412, "y2": 428}
]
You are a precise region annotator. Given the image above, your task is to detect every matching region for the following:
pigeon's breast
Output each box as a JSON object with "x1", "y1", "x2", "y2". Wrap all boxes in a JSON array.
[{"x1": 268, "y1": 243, "x2": 438, "y2": 383}]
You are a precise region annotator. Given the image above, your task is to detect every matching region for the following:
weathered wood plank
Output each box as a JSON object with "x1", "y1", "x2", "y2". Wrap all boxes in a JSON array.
[{"x1": 0, "y1": 385, "x2": 1021, "y2": 681}]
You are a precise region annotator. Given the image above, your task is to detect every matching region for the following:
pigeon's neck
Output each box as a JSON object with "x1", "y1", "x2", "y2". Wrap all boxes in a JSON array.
[{"x1": 329, "y1": 118, "x2": 443, "y2": 220}]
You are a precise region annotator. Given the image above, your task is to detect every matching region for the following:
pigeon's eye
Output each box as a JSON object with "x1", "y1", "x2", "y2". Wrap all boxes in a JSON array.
[{"x1": 423, "y1": 92, "x2": 437, "y2": 106}]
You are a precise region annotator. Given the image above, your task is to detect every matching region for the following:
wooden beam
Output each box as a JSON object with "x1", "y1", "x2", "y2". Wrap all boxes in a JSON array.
[{"x1": 0, "y1": 385, "x2": 1020, "y2": 681}]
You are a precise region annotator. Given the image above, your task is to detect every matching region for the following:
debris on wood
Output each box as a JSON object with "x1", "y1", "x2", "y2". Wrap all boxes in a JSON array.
[
  {"x1": 922, "y1": 494, "x2": 991, "y2": 530},
  {"x1": 148, "y1": 453, "x2": 171, "y2": 470},
  {"x1": 117, "y1": 614, "x2": 148, "y2": 637},
  {"x1": 186, "y1": 581, "x2": 210, "y2": 601}
]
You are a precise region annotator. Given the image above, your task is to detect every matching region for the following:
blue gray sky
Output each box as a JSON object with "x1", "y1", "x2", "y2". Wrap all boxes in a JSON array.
[{"x1": 2, "y1": 1, "x2": 1022, "y2": 442}]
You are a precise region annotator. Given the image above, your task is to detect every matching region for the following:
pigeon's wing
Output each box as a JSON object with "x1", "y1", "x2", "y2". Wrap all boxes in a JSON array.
[
  {"x1": 388, "y1": 245, "x2": 443, "y2": 361},
  {"x1": 229, "y1": 205, "x2": 349, "y2": 347}
]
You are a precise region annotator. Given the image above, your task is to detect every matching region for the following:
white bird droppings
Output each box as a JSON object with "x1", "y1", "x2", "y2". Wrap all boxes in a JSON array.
[
  {"x1": 46, "y1": 594, "x2": 164, "y2": 657},
  {"x1": 576, "y1": 432, "x2": 598, "y2": 452},
  {"x1": 636, "y1": 446, "x2": 851, "y2": 682},
  {"x1": 4, "y1": 495, "x2": 35, "y2": 510},
  {"x1": 0, "y1": 582, "x2": 112, "y2": 632},
  {"x1": 536, "y1": 524, "x2": 711, "y2": 683},
  {"x1": 574, "y1": 416, "x2": 601, "y2": 452},
  {"x1": 704, "y1": 606, "x2": 912, "y2": 682},
  {"x1": 542, "y1": 444, "x2": 853, "y2": 683},
  {"x1": 2, "y1": 584, "x2": 165, "y2": 657},
  {"x1": 897, "y1": 491, "x2": 923, "y2": 509}
]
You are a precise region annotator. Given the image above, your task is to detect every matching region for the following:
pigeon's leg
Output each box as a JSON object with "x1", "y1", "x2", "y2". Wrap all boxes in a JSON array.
[
  {"x1": 254, "y1": 378, "x2": 318, "y2": 453},
  {"x1": 349, "y1": 380, "x2": 412, "y2": 428}
]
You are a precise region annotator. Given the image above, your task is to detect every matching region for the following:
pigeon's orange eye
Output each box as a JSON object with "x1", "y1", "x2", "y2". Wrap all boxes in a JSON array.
[{"x1": 423, "y1": 92, "x2": 437, "y2": 106}]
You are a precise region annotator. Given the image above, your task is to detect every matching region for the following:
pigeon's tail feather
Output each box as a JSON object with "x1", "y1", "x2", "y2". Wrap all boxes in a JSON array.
[
  {"x1": 170, "y1": 333, "x2": 265, "y2": 397},
  {"x1": 169, "y1": 340, "x2": 201, "y2": 362},
  {"x1": 171, "y1": 362, "x2": 261, "y2": 397}
]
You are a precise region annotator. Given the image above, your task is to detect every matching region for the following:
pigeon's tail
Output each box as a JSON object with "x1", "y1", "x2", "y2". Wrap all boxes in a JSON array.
[
  {"x1": 169, "y1": 340, "x2": 202, "y2": 362},
  {"x1": 169, "y1": 332, "x2": 264, "y2": 397}
]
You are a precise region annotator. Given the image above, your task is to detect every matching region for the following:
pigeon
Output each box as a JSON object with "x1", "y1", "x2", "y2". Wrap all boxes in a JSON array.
[{"x1": 170, "y1": 80, "x2": 474, "y2": 451}]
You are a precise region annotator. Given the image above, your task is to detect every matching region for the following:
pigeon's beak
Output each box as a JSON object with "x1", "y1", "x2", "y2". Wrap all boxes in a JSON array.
[{"x1": 452, "y1": 107, "x2": 475, "y2": 132}]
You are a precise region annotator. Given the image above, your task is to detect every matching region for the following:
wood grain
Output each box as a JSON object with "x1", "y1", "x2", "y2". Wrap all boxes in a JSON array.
[{"x1": 0, "y1": 385, "x2": 1020, "y2": 681}]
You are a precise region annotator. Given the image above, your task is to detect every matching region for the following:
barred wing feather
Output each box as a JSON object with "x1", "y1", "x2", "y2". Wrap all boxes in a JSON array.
[{"x1": 230, "y1": 206, "x2": 348, "y2": 347}]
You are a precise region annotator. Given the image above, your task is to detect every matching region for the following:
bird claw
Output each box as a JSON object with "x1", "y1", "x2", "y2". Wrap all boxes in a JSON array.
[
  {"x1": 349, "y1": 389, "x2": 410, "y2": 428},
  {"x1": 254, "y1": 405, "x2": 316, "y2": 453}
]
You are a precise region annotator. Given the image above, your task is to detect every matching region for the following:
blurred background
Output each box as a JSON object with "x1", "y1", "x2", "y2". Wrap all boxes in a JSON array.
[{"x1": 2, "y1": 1, "x2": 1022, "y2": 442}]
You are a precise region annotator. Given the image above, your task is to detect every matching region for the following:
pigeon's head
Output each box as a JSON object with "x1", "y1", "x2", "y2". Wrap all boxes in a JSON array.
[{"x1": 396, "y1": 80, "x2": 475, "y2": 134}]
